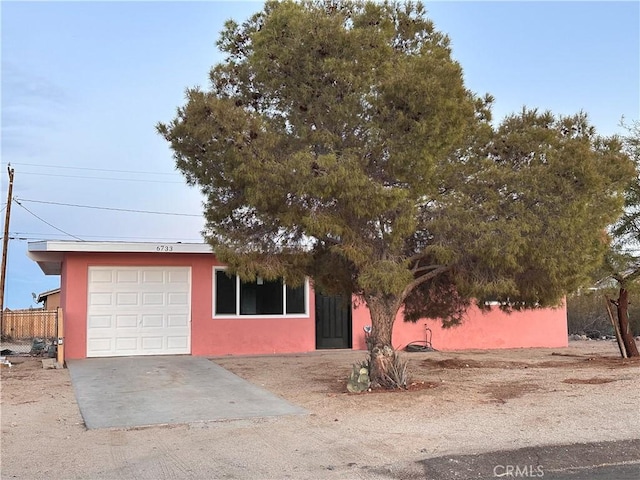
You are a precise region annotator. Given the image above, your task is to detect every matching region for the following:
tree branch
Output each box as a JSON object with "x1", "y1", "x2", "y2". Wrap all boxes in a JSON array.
[
  {"x1": 412, "y1": 264, "x2": 446, "y2": 275},
  {"x1": 400, "y1": 265, "x2": 451, "y2": 303},
  {"x1": 622, "y1": 267, "x2": 640, "y2": 284}
]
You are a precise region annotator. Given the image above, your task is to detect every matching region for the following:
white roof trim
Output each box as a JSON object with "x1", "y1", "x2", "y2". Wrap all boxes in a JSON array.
[
  {"x1": 27, "y1": 250, "x2": 65, "y2": 275},
  {"x1": 36, "y1": 288, "x2": 61, "y2": 303},
  {"x1": 27, "y1": 240, "x2": 213, "y2": 254},
  {"x1": 27, "y1": 241, "x2": 214, "y2": 275}
]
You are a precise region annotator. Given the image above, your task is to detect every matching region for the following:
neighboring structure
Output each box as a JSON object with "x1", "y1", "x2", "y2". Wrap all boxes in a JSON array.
[
  {"x1": 28, "y1": 241, "x2": 568, "y2": 360},
  {"x1": 36, "y1": 288, "x2": 61, "y2": 311},
  {"x1": 0, "y1": 288, "x2": 60, "y2": 343},
  {"x1": 1, "y1": 307, "x2": 58, "y2": 341}
]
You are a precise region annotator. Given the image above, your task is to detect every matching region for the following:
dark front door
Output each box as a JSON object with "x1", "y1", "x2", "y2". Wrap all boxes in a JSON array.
[{"x1": 315, "y1": 293, "x2": 352, "y2": 349}]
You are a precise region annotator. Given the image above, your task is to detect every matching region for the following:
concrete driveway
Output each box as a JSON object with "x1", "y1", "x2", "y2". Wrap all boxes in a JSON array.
[{"x1": 66, "y1": 356, "x2": 306, "y2": 429}]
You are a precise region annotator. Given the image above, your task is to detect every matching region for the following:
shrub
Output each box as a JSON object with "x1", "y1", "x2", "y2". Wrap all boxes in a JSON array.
[
  {"x1": 567, "y1": 290, "x2": 640, "y2": 337},
  {"x1": 567, "y1": 292, "x2": 614, "y2": 337}
]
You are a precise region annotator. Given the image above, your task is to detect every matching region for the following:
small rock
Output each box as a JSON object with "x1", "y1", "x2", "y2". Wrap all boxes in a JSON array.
[{"x1": 41, "y1": 359, "x2": 57, "y2": 369}]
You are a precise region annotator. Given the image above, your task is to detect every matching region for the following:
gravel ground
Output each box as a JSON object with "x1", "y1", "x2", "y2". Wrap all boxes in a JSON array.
[{"x1": 1, "y1": 340, "x2": 638, "y2": 479}]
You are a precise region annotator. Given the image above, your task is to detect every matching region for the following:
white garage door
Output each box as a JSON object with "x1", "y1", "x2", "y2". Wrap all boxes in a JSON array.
[{"x1": 87, "y1": 266, "x2": 191, "y2": 357}]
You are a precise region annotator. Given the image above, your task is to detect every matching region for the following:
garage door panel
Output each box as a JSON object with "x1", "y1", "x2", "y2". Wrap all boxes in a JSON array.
[
  {"x1": 87, "y1": 266, "x2": 191, "y2": 357},
  {"x1": 88, "y1": 315, "x2": 113, "y2": 329},
  {"x1": 116, "y1": 270, "x2": 139, "y2": 283},
  {"x1": 142, "y1": 270, "x2": 164, "y2": 283},
  {"x1": 87, "y1": 338, "x2": 113, "y2": 355},
  {"x1": 115, "y1": 315, "x2": 137, "y2": 328},
  {"x1": 115, "y1": 337, "x2": 138, "y2": 352},
  {"x1": 141, "y1": 337, "x2": 163, "y2": 351},
  {"x1": 168, "y1": 270, "x2": 189, "y2": 284},
  {"x1": 89, "y1": 293, "x2": 113, "y2": 306},
  {"x1": 167, "y1": 336, "x2": 189, "y2": 350},
  {"x1": 89, "y1": 269, "x2": 113, "y2": 283},
  {"x1": 167, "y1": 314, "x2": 188, "y2": 327},
  {"x1": 141, "y1": 314, "x2": 163, "y2": 328},
  {"x1": 142, "y1": 292, "x2": 164, "y2": 306},
  {"x1": 167, "y1": 292, "x2": 188, "y2": 306},
  {"x1": 116, "y1": 292, "x2": 139, "y2": 306}
]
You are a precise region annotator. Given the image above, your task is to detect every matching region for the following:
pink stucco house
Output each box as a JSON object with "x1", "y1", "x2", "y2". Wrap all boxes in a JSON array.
[{"x1": 27, "y1": 241, "x2": 568, "y2": 360}]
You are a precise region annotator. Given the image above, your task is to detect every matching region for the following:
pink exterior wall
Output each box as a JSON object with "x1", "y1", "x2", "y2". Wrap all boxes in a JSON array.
[
  {"x1": 60, "y1": 252, "x2": 315, "y2": 360},
  {"x1": 352, "y1": 300, "x2": 568, "y2": 351},
  {"x1": 59, "y1": 251, "x2": 567, "y2": 359}
]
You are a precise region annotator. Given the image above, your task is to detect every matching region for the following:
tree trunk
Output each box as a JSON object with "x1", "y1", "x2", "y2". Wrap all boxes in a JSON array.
[
  {"x1": 614, "y1": 288, "x2": 639, "y2": 358},
  {"x1": 365, "y1": 294, "x2": 404, "y2": 388},
  {"x1": 605, "y1": 295, "x2": 627, "y2": 358}
]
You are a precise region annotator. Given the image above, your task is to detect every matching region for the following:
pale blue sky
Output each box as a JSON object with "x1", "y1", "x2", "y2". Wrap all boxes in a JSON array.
[{"x1": 1, "y1": 1, "x2": 638, "y2": 308}]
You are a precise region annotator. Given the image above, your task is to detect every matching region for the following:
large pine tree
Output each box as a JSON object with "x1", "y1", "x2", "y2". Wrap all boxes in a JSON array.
[{"x1": 158, "y1": 0, "x2": 633, "y2": 385}]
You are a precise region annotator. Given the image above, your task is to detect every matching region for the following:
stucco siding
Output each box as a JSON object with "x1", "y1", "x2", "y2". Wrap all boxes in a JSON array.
[
  {"x1": 60, "y1": 252, "x2": 316, "y2": 359},
  {"x1": 352, "y1": 301, "x2": 568, "y2": 351},
  {"x1": 58, "y1": 251, "x2": 568, "y2": 359}
]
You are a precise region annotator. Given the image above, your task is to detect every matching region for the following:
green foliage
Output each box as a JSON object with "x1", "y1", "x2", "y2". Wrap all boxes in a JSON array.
[
  {"x1": 432, "y1": 110, "x2": 634, "y2": 311},
  {"x1": 600, "y1": 120, "x2": 640, "y2": 329},
  {"x1": 403, "y1": 269, "x2": 470, "y2": 327},
  {"x1": 612, "y1": 120, "x2": 640, "y2": 246},
  {"x1": 158, "y1": 0, "x2": 634, "y2": 342}
]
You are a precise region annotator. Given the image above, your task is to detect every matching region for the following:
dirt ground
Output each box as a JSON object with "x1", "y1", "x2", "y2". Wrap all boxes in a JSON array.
[{"x1": 1, "y1": 340, "x2": 639, "y2": 479}]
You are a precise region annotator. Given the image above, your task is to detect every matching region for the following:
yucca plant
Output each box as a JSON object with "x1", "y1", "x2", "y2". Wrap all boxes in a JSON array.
[{"x1": 380, "y1": 354, "x2": 409, "y2": 390}]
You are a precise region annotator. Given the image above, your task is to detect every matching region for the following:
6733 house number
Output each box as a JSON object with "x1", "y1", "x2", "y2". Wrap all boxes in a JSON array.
[{"x1": 156, "y1": 245, "x2": 174, "y2": 252}]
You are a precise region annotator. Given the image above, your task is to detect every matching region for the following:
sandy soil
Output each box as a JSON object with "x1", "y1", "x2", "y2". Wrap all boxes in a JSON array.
[{"x1": 1, "y1": 340, "x2": 639, "y2": 479}]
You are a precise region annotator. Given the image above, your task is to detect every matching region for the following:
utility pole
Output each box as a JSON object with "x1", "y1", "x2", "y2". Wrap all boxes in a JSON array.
[{"x1": 0, "y1": 165, "x2": 15, "y2": 337}]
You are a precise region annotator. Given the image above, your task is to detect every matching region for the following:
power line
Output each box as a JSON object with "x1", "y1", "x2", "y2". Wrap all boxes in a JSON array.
[
  {"x1": 10, "y1": 161, "x2": 179, "y2": 176},
  {"x1": 15, "y1": 197, "x2": 202, "y2": 217},
  {"x1": 9, "y1": 232, "x2": 203, "y2": 242},
  {"x1": 18, "y1": 172, "x2": 184, "y2": 184},
  {"x1": 12, "y1": 198, "x2": 84, "y2": 241}
]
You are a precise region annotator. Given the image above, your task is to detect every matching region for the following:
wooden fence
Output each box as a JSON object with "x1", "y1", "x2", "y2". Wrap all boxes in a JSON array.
[{"x1": 1, "y1": 309, "x2": 58, "y2": 339}]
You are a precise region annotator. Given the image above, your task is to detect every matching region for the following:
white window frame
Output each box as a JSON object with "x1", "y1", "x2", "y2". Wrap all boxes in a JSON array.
[{"x1": 212, "y1": 267, "x2": 310, "y2": 318}]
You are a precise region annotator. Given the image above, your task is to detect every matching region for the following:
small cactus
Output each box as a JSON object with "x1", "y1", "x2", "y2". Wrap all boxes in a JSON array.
[{"x1": 347, "y1": 360, "x2": 371, "y2": 393}]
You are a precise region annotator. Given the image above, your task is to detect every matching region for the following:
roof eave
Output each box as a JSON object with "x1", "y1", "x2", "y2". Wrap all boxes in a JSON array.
[{"x1": 27, "y1": 241, "x2": 214, "y2": 276}]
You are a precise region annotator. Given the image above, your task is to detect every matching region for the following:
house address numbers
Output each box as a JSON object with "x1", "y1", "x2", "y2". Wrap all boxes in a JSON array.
[{"x1": 156, "y1": 245, "x2": 174, "y2": 252}]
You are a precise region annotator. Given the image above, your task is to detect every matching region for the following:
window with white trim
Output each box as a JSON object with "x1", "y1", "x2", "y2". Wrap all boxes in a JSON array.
[{"x1": 213, "y1": 269, "x2": 308, "y2": 316}]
